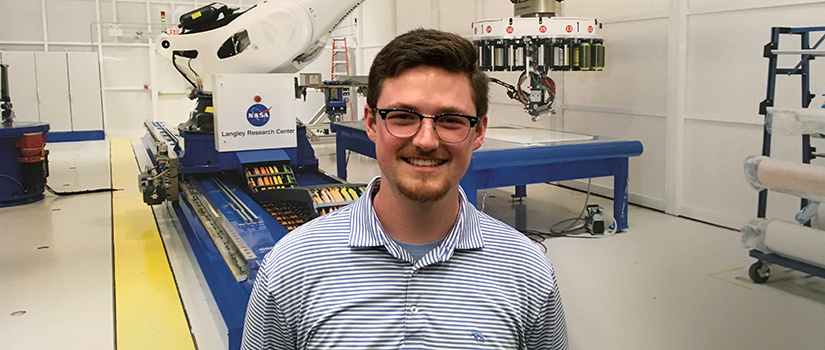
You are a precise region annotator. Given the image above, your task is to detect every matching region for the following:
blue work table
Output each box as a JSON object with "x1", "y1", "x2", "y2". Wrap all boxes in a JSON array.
[{"x1": 330, "y1": 121, "x2": 643, "y2": 230}]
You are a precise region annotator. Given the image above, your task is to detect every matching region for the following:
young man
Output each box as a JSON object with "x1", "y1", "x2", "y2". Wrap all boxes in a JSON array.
[{"x1": 241, "y1": 28, "x2": 568, "y2": 349}]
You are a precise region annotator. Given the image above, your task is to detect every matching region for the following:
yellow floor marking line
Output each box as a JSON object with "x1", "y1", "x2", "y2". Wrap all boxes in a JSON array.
[{"x1": 111, "y1": 138, "x2": 195, "y2": 350}]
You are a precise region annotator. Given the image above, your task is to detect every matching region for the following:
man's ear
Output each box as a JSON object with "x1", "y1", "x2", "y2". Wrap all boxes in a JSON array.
[
  {"x1": 472, "y1": 115, "x2": 487, "y2": 151},
  {"x1": 365, "y1": 105, "x2": 378, "y2": 142}
]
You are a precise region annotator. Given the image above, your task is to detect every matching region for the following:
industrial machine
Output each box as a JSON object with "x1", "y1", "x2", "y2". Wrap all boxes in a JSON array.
[
  {"x1": 0, "y1": 63, "x2": 50, "y2": 207},
  {"x1": 140, "y1": 1, "x2": 367, "y2": 348},
  {"x1": 139, "y1": 0, "x2": 605, "y2": 348},
  {"x1": 295, "y1": 73, "x2": 368, "y2": 138},
  {"x1": 473, "y1": 0, "x2": 605, "y2": 119},
  {"x1": 153, "y1": 0, "x2": 366, "y2": 134}
]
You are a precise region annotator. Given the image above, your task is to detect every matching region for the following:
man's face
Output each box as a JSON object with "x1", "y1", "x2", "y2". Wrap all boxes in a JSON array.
[{"x1": 365, "y1": 65, "x2": 487, "y2": 202}]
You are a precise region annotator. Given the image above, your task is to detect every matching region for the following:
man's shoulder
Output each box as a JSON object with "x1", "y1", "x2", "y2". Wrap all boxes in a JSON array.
[
  {"x1": 290, "y1": 205, "x2": 352, "y2": 235},
  {"x1": 475, "y1": 209, "x2": 536, "y2": 246},
  {"x1": 472, "y1": 209, "x2": 555, "y2": 270},
  {"x1": 263, "y1": 206, "x2": 354, "y2": 264}
]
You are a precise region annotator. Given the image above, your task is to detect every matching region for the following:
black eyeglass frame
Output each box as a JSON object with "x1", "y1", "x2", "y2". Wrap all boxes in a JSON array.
[{"x1": 372, "y1": 107, "x2": 480, "y2": 143}]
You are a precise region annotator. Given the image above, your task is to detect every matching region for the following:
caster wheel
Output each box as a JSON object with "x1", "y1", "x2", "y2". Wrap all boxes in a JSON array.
[{"x1": 749, "y1": 261, "x2": 770, "y2": 283}]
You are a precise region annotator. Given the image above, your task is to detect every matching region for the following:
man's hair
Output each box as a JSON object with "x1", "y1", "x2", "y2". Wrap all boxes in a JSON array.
[{"x1": 367, "y1": 28, "x2": 489, "y2": 117}]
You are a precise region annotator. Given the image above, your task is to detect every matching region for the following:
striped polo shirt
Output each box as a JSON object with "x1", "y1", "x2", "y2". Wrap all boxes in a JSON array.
[{"x1": 241, "y1": 177, "x2": 568, "y2": 349}]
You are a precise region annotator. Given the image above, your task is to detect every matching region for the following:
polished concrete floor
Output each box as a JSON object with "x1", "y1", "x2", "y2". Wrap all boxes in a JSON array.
[{"x1": 2, "y1": 139, "x2": 825, "y2": 349}]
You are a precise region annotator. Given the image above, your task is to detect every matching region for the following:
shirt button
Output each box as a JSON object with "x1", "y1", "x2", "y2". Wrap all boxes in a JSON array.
[{"x1": 410, "y1": 305, "x2": 419, "y2": 314}]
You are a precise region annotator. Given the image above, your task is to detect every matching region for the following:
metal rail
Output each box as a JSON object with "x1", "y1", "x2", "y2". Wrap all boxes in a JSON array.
[
  {"x1": 213, "y1": 177, "x2": 259, "y2": 223},
  {"x1": 180, "y1": 179, "x2": 256, "y2": 282}
]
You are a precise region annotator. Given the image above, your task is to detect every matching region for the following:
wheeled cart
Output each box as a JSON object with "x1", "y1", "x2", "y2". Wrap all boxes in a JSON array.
[
  {"x1": 746, "y1": 26, "x2": 825, "y2": 283},
  {"x1": 748, "y1": 250, "x2": 825, "y2": 283}
]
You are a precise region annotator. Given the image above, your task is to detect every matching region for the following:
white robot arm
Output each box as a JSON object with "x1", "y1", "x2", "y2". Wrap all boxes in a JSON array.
[{"x1": 156, "y1": 0, "x2": 364, "y2": 94}]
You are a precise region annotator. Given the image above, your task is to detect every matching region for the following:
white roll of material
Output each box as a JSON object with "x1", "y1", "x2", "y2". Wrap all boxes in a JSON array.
[
  {"x1": 744, "y1": 155, "x2": 825, "y2": 203},
  {"x1": 766, "y1": 107, "x2": 825, "y2": 136},
  {"x1": 762, "y1": 219, "x2": 825, "y2": 269}
]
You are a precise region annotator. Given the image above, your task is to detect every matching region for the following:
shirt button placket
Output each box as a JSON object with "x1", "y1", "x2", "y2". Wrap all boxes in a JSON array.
[
  {"x1": 407, "y1": 270, "x2": 419, "y2": 316},
  {"x1": 405, "y1": 268, "x2": 424, "y2": 343}
]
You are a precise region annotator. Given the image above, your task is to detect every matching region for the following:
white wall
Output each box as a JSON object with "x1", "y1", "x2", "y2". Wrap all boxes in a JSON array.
[
  {"x1": 563, "y1": 0, "x2": 825, "y2": 228},
  {"x1": 561, "y1": 1, "x2": 670, "y2": 214},
  {"x1": 679, "y1": 2, "x2": 825, "y2": 228}
]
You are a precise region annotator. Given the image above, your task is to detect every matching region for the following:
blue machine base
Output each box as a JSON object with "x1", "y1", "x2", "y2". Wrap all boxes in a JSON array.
[
  {"x1": 1, "y1": 122, "x2": 50, "y2": 207},
  {"x1": 173, "y1": 195, "x2": 252, "y2": 350},
  {"x1": 139, "y1": 122, "x2": 350, "y2": 349},
  {"x1": 0, "y1": 193, "x2": 45, "y2": 208},
  {"x1": 48, "y1": 130, "x2": 105, "y2": 143}
]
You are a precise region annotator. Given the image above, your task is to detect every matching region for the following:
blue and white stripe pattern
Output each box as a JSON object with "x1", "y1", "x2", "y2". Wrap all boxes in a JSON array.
[{"x1": 242, "y1": 177, "x2": 568, "y2": 349}]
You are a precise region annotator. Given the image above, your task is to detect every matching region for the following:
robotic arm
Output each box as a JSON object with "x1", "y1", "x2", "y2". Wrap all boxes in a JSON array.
[
  {"x1": 474, "y1": 0, "x2": 604, "y2": 120},
  {"x1": 156, "y1": 0, "x2": 365, "y2": 94},
  {"x1": 489, "y1": 71, "x2": 557, "y2": 119}
]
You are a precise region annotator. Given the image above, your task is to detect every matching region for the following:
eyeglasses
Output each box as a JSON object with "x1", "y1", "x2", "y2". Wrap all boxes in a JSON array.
[{"x1": 373, "y1": 108, "x2": 479, "y2": 143}]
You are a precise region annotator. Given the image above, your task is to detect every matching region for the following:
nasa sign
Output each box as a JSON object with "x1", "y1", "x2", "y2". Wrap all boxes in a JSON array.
[{"x1": 212, "y1": 74, "x2": 297, "y2": 152}]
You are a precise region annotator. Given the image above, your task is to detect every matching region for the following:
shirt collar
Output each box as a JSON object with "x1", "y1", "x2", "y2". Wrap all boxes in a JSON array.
[{"x1": 348, "y1": 177, "x2": 485, "y2": 257}]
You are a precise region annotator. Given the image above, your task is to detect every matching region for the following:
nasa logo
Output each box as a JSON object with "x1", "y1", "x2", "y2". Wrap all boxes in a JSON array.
[{"x1": 246, "y1": 103, "x2": 271, "y2": 127}]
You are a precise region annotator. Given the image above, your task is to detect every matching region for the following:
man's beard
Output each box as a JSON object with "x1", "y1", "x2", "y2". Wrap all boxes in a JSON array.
[{"x1": 396, "y1": 173, "x2": 452, "y2": 202}]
